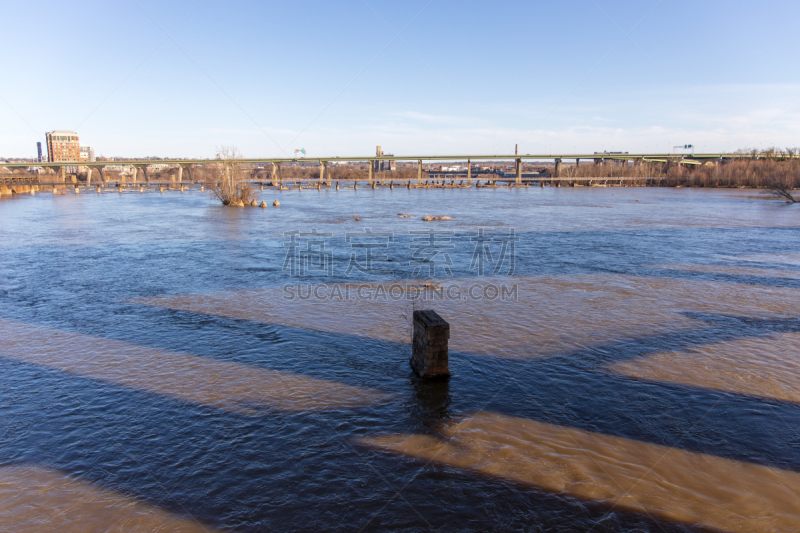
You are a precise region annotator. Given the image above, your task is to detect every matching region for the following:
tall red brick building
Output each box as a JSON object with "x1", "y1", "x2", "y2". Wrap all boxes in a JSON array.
[{"x1": 45, "y1": 131, "x2": 80, "y2": 163}]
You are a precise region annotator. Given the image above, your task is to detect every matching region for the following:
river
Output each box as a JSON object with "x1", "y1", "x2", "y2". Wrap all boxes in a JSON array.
[{"x1": 0, "y1": 185, "x2": 798, "y2": 532}]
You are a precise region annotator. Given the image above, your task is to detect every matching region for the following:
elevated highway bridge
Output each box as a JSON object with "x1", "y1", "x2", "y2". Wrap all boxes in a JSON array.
[{"x1": 0, "y1": 152, "x2": 786, "y2": 187}]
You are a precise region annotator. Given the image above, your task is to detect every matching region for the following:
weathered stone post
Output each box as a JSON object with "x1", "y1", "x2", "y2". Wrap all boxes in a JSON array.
[{"x1": 411, "y1": 310, "x2": 450, "y2": 379}]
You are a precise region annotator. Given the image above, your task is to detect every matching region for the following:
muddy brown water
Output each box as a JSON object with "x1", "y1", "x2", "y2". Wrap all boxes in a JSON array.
[{"x1": 0, "y1": 186, "x2": 799, "y2": 531}]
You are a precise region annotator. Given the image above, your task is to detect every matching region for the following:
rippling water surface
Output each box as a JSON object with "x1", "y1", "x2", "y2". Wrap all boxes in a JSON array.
[{"x1": 1, "y1": 186, "x2": 799, "y2": 532}]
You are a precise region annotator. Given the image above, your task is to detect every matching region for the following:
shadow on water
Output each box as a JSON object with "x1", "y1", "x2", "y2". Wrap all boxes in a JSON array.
[{"x1": 0, "y1": 355, "x2": 698, "y2": 533}]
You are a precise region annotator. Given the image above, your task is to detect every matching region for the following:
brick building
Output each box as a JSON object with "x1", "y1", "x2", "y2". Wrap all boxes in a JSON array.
[{"x1": 45, "y1": 131, "x2": 80, "y2": 163}]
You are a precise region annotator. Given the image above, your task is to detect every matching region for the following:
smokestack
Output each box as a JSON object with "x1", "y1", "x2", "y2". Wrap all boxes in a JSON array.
[{"x1": 515, "y1": 144, "x2": 518, "y2": 156}]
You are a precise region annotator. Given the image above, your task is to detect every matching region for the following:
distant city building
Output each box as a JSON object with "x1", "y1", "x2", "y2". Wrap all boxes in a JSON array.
[
  {"x1": 374, "y1": 145, "x2": 396, "y2": 172},
  {"x1": 36, "y1": 142, "x2": 43, "y2": 162},
  {"x1": 79, "y1": 146, "x2": 95, "y2": 162},
  {"x1": 45, "y1": 131, "x2": 80, "y2": 163}
]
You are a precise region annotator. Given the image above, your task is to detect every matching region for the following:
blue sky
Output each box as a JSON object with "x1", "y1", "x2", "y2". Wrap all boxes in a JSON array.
[{"x1": 2, "y1": 0, "x2": 799, "y2": 158}]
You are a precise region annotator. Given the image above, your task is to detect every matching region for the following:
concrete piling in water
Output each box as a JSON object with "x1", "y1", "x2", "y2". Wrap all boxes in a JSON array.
[{"x1": 411, "y1": 310, "x2": 450, "y2": 379}]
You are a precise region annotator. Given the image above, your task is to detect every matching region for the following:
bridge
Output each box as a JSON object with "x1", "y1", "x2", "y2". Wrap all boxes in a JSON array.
[{"x1": 0, "y1": 152, "x2": 786, "y2": 187}]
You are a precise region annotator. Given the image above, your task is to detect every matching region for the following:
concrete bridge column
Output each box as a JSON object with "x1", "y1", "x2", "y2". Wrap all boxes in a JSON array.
[
  {"x1": 319, "y1": 161, "x2": 327, "y2": 184},
  {"x1": 417, "y1": 160, "x2": 422, "y2": 184},
  {"x1": 467, "y1": 159, "x2": 472, "y2": 185},
  {"x1": 60, "y1": 166, "x2": 67, "y2": 183},
  {"x1": 135, "y1": 165, "x2": 150, "y2": 184},
  {"x1": 515, "y1": 158, "x2": 522, "y2": 185},
  {"x1": 85, "y1": 167, "x2": 93, "y2": 186},
  {"x1": 181, "y1": 164, "x2": 193, "y2": 183},
  {"x1": 576, "y1": 158, "x2": 580, "y2": 167},
  {"x1": 368, "y1": 161, "x2": 374, "y2": 184},
  {"x1": 131, "y1": 166, "x2": 138, "y2": 184},
  {"x1": 271, "y1": 162, "x2": 282, "y2": 187},
  {"x1": 176, "y1": 166, "x2": 183, "y2": 184},
  {"x1": 554, "y1": 158, "x2": 562, "y2": 178}
]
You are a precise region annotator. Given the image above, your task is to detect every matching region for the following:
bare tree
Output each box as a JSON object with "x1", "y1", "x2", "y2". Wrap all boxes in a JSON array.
[
  {"x1": 205, "y1": 145, "x2": 255, "y2": 206},
  {"x1": 766, "y1": 175, "x2": 797, "y2": 203}
]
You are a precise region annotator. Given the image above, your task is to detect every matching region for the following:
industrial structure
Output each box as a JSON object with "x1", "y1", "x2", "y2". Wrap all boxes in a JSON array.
[{"x1": 373, "y1": 146, "x2": 396, "y2": 172}]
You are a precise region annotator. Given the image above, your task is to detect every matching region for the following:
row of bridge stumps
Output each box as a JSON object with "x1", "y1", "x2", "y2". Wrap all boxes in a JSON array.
[
  {"x1": 2, "y1": 178, "x2": 646, "y2": 197},
  {"x1": 263, "y1": 178, "x2": 641, "y2": 191}
]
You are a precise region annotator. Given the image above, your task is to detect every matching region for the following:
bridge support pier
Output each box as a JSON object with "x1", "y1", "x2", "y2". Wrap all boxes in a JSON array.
[
  {"x1": 417, "y1": 160, "x2": 422, "y2": 184},
  {"x1": 515, "y1": 158, "x2": 522, "y2": 185},
  {"x1": 131, "y1": 166, "x2": 138, "y2": 184},
  {"x1": 271, "y1": 162, "x2": 282, "y2": 187},
  {"x1": 182, "y1": 164, "x2": 193, "y2": 183},
  {"x1": 467, "y1": 159, "x2": 471, "y2": 186},
  {"x1": 554, "y1": 158, "x2": 562, "y2": 178},
  {"x1": 368, "y1": 161, "x2": 374, "y2": 184},
  {"x1": 133, "y1": 165, "x2": 149, "y2": 184},
  {"x1": 411, "y1": 310, "x2": 450, "y2": 379},
  {"x1": 319, "y1": 161, "x2": 327, "y2": 185}
]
